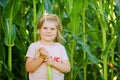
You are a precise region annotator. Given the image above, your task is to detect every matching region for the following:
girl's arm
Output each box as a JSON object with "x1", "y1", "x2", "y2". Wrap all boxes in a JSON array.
[
  {"x1": 26, "y1": 54, "x2": 45, "y2": 73},
  {"x1": 26, "y1": 47, "x2": 48, "y2": 73},
  {"x1": 53, "y1": 60, "x2": 71, "y2": 73},
  {"x1": 45, "y1": 58, "x2": 71, "y2": 73}
]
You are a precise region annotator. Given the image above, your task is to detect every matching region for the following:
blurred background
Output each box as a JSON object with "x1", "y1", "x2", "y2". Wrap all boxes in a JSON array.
[{"x1": 0, "y1": 0, "x2": 120, "y2": 80}]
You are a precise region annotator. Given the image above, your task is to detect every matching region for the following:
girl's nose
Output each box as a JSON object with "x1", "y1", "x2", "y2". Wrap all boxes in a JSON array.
[{"x1": 47, "y1": 29, "x2": 51, "y2": 33}]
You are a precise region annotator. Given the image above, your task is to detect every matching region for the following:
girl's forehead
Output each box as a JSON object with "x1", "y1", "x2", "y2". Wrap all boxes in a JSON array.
[{"x1": 42, "y1": 20, "x2": 57, "y2": 27}]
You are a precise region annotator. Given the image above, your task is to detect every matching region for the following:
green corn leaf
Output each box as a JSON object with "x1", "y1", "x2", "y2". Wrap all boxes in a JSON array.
[
  {"x1": 37, "y1": 1, "x2": 44, "y2": 21},
  {"x1": 44, "y1": 0, "x2": 52, "y2": 13},
  {"x1": 3, "y1": 62, "x2": 14, "y2": 79},
  {"x1": 0, "y1": 0, "x2": 7, "y2": 7},
  {"x1": 0, "y1": 42, "x2": 6, "y2": 61},
  {"x1": 109, "y1": 36, "x2": 117, "y2": 50},
  {"x1": 4, "y1": 20, "x2": 16, "y2": 46},
  {"x1": 76, "y1": 36, "x2": 98, "y2": 64},
  {"x1": 4, "y1": 0, "x2": 21, "y2": 19},
  {"x1": 101, "y1": 36, "x2": 117, "y2": 59},
  {"x1": 0, "y1": 60, "x2": 3, "y2": 64},
  {"x1": 4, "y1": 19, "x2": 9, "y2": 46},
  {"x1": 11, "y1": 24, "x2": 16, "y2": 46},
  {"x1": 87, "y1": 22, "x2": 100, "y2": 41}
]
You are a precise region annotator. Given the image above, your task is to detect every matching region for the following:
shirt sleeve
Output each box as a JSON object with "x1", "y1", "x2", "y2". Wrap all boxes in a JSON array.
[
  {"x1": 26, "y1": 43, "x2": 36, "y2": 58},
  {"x1": 60, "y1": 45, "x2": 69, "y2": 61}
]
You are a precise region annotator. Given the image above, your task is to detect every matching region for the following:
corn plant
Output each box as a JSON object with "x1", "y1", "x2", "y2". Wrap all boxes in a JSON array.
[
  {"x1": 0, "y1": 0, "x2": 120, "y2": 80},
  {"x1": 3, "y1": 0, "x2": 21, "y2": 80},
  {"x1": 91, "y1": 0, "x2": 118, "y2": 80},
  {"x1": 109, "y1": 0, "x2": 117, "y2": 79},
  {"x1": 82, "y1": 0, "x2": 88, "y2": 80}
]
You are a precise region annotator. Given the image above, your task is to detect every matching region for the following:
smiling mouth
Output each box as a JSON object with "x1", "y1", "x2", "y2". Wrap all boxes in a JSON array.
[{"x1": 46, "y1": 35, "x2": 52, "y2": 36}]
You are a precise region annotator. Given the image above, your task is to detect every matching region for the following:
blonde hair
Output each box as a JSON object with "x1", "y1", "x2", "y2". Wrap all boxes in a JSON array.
[{"x1": 37, "y1": 12, "x2": 63, "y2": 43}]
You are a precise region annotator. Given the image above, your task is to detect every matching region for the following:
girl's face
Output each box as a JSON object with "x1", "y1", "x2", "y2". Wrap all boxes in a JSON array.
[{"x1": 39, "y1": 20, "x2": 57, "y2": 44}]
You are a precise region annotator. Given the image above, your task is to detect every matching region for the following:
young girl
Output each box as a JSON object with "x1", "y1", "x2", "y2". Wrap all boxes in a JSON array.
[{"x1": 25, "y1": 13, "x2": 71, "y2": 80}]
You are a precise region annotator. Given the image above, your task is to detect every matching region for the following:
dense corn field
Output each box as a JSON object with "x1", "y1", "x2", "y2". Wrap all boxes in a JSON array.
[{"x1": 0, "y1": 0, "x2": 120, "y2": 80}]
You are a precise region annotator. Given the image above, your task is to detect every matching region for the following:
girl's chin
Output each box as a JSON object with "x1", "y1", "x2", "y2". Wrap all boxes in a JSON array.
[{"x1": 44, "y1": 39, "x2": 54, "y2": 42}]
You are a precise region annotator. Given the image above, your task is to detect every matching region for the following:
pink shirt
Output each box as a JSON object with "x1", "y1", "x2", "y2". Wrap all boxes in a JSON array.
[{"x1": 26, "y1": 41, "x2": 69, "y2": 80}]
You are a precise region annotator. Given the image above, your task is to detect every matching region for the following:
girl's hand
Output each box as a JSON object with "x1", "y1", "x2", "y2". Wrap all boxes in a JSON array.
[
  {"x1": 39, "y1": 47, "x2": 48, "y2": 59},
  {"x1": 45, "y1": 57, "x2": 54, "y2": 67}
]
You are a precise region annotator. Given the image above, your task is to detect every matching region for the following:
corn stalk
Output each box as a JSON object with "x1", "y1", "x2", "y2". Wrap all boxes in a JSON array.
[
  {"x1": 33, "y1": 0, "x2": 37, "y2": 41},
  {"x1": 82, "y1": 0, "x2": 88, "y2": 80},
  {"x1": 68, "y1": 0, "x2": 81, "y2": 79},
  {"x1": 95, "y1": 1, "x2": 107, "y2": 80},
  {"x1": 109, "y1": 0, "x2": 117, "y2": 79},
  {"x1": 96, "y1": 0, "x2": 117, "y2": 80}
]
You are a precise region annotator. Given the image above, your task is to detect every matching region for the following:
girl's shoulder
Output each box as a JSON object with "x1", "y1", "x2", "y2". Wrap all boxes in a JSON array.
[
  {"x1": 29, "y1": 41, "x2": 40, "y2": 47},
  {"x1": 55, "y1": 42, "x2": 64, "y2": 48}
]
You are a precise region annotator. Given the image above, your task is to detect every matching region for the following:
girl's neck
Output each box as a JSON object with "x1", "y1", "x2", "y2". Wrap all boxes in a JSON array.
[{"x1": 39, "y1": 40, "x2": 55, "y2": 45}]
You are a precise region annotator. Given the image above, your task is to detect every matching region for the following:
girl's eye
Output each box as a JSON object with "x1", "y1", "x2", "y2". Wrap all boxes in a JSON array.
[
  {"x1": 42, "y1": 26, "x2": 56, "y2": 30},
  {"x1": 51, "y1": 28, "x2": 56, "y2": 30},
  {"x1": 43, "y1": 27, "x2": 47, "y2": 29}
]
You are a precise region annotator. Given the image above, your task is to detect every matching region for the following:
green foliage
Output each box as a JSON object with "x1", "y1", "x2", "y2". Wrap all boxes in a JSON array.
[
  {"x1": 4, "y1": 23, "x2": 16, "y2": 46},
  {"x1": 0, "y1": 0, "x2": 120, "y2": 80}
]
